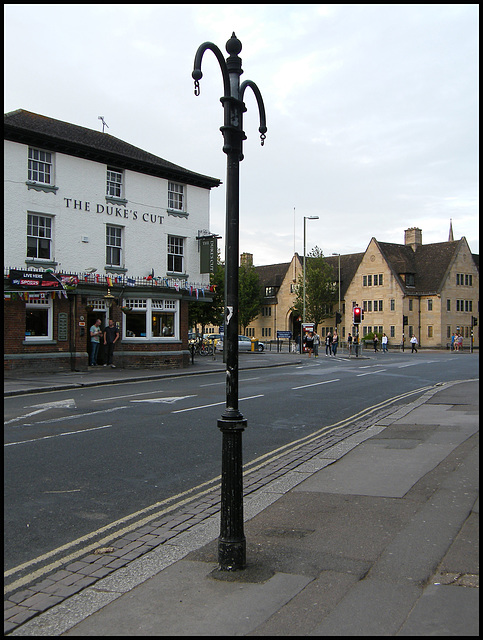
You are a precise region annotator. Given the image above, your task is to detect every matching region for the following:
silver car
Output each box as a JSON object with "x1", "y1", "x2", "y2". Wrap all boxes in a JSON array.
[{"x1": 218, "y1": 335, "x2": 265, "y2": 352}]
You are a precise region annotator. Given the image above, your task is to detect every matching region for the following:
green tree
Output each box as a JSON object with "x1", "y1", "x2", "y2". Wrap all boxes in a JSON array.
[
  {"x1": 294, "y1": 246, "x2": 337, "y2": 328},
  {"x1": 188, "y1": 254, "x2": 225, "y2": 335},
  {"x1": 238, "y1": 262, "x2": 263, "y2": 332}
]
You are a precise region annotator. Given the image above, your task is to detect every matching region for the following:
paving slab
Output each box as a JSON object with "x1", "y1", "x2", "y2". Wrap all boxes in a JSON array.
[{"x1": 63, "y1": 560, "x2": 312, "y2": 636}]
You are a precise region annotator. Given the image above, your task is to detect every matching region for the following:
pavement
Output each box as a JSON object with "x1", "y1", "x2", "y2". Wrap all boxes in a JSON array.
[{"x1": 4, "y1": 350, "x2": 479, "y2": 636}]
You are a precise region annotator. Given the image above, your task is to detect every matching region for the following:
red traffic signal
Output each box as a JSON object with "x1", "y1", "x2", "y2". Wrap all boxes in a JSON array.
[{"x1": 353, "y1": 307, "x2": 362, "y2": 324}]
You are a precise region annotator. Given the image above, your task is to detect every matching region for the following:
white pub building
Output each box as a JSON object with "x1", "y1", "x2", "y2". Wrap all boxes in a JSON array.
[{"x1": 4, "y1": 110, "x2": 220, "y2": 373}]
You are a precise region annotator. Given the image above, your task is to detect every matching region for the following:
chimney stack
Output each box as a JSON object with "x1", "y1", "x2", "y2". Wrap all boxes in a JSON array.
[
  {"x1": 404, "y1": 227, "x2": 422, "y2": 251},
  {"x1": 240, "y1": 252, "x2": 253, "y2": 267}
]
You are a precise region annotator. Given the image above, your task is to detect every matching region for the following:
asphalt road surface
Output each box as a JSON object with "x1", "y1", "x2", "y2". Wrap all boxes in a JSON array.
[{"x1": 4, "y1": 351, "x2": 478, "y2": 590}]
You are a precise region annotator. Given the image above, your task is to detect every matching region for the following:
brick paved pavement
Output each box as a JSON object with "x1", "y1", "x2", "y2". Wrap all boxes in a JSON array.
[{"x1": 4, "y1": 404, "x2": 393, "y2": 635}]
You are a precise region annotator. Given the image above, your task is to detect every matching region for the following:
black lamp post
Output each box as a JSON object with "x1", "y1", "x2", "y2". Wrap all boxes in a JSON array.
[{"x1": 192, "y1": 33, "x2": 267, "y2": 571}]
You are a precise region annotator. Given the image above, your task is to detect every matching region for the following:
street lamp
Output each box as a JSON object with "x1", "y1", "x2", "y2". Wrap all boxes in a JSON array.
[
  {"x1": 192, "y1": 33, "x2": 267, "y2": 571},
  {"x1": 303, "y1": 216, "x2": 319, "y2": 324},
  {"x1": 332, "y1": 253, "x2": 341, "y2": 326}
]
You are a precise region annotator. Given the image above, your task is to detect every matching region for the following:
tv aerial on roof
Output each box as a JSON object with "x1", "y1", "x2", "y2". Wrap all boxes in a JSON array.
[{"x1": 98, "y1": 116, "x2": 109, "y2": 133}]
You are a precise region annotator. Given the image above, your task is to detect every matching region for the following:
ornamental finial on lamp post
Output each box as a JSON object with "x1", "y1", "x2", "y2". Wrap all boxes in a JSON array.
[{"x1": 192, "y1": 35, "x2": 266, "y2": 571}]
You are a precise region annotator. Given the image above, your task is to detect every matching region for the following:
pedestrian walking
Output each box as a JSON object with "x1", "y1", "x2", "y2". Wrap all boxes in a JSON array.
[
  {"x1": 103, "y1": 319, "x2": 120, "y2": 368},
  {"x1": 332, "y1": 331, "x2": 338, "y2": 356},
  {"x1": 313, "y1": 331, "x2": 320, "y2": 357},
  {"x1": 89, "y1": 318, "x2": 103, "y2": 366},
  {"x1": 373, "y1": 334, "x2": 379, "y2": 352},
  {"x1": 381, "y1": 333, "x2": 388, "y2": 352},
  {"x1": 451, "y1": 332, "x2": 456, "y2": 351},
  {"x1": 410, "y1": 334, "x2": 418, "y2": 353},
  {"x1": 305, "y1": 331, "x2": 314, "y2": 357},
  {"x1": 325, "y1": 332, "x2": 332, "y2": 356},
  {"x1": 347, "y1": 332, "x2": 352, "y2": 356},
  {"x1": 457, "y1": 334, "x2": 463, "y2": 352}
]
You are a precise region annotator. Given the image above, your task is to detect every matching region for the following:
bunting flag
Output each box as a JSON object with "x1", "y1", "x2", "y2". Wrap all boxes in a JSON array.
[
  {"x1": 127, "y1": 278, "x2": 135, "y2": 286},
  {"x1": 106, "y1": 276, "x2": 113, "y2": 287}
]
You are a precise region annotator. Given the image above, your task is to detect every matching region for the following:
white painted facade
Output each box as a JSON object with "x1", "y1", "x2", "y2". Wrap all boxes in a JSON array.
[{"x1": 4, "y1": 138, "x2": 214, "y2": 285}]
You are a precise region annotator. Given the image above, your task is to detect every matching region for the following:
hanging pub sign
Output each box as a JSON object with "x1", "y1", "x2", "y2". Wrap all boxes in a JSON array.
[
  {"x1": 8, "y1": 269, "x2": 79, "y2": 290},
  {"x1": 200, "y1": 236, "x2": 217, "y2": 274}
]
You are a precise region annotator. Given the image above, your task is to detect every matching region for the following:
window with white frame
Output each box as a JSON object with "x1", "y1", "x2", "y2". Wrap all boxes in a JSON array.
[
  {"x1": 106, "y1": 168, "x2": 123, "y2": 198},
  {"x1": 168, "y1": 182, "x2": 184, "y2": 210},
  {"x1": 27, "y1": 214, "x2": 52, "y2": 259},
  {"x1": 167, "y1": 236, "x2": 184, "y2": 273},
  {"x1": 25, "y1": 296, "x2": 52, "y2": 341},
  {"x1": 106, "y1": 225, "x2": 122, "y2": 266},
  {"x1": 123, "y1": 298, "x2": 179, "y2": 340},
  {"x1": 28, "y1": 147, "x2": 53, "y2": 184}
]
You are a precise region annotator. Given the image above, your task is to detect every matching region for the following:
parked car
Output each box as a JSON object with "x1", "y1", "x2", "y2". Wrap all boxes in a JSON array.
[{"x1": 218, "y1": 335, "x2": 265, "y2": 352}]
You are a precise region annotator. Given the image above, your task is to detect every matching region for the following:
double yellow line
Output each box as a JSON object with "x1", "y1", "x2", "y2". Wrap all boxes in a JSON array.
[{"x1": 4, "y1": 382, "x2": 439, "y2": 595}]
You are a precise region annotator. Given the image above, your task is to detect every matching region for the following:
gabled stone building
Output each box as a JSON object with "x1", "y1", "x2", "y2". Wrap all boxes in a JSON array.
[{"x1": 245, "y1": 226, "x2": 479, "y2": 349}]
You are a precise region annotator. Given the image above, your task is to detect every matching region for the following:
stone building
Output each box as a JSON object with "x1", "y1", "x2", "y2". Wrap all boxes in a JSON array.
[{"x1": 244, "y1": 225, "x2": 479, "y2": 349}]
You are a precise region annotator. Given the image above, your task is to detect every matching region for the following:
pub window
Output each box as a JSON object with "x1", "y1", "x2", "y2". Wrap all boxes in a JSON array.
[
  {"x1": 168, "y1": 182, "x2": 184, "y2": 211},
  {"x1": 28, "y1": 147, "x2": 52, "y2": 184},
  {"x1": 428, "y1": 299, "x2": 433, "y2": 311},
  {"x1": 378, "y1": 274, "x2": 383, "y2": 285},
  {"x1": 106, "y1": 225, "x2": 122, "y2": 266},
  {"x1": 167, "y1": 236, "x2": 184, "y2": 273},
  {"x1": 447, "y1": 299, "x2": 451, "y2": 311},
  {"x1": 390, "y1": 325, "x2": 395, "y2": 338},
  {"x1": 409, "y1": 299, "x2": 413, "y2": 311},
  {"x1": 363, "y1": 275, "x2": 367, "y2": 287},
  {"x1": 390, "y1": 299, "x2": 395, "y2": 311},
  {"x1": 106, "y1": 168, "x2": 123, "y2": 198},
  {"x1": 123, "y1": 298, "x2": 178, "y2": 340},
  {"x1": 27, "y1": 213, "x2": 52, "y2": 259},
  {"x1": 25, "y1": 296, "x2": 52, "y2": 341},
  {"x1": 428, "y1": 325, "x2": 433, "y2": 338}
]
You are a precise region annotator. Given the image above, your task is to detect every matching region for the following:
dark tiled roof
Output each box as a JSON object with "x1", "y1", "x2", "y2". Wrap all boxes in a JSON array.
[
  {"x1": 324, "y1": 253, "x2": 364, "y2": 299},
  {"x1": 378, "y1": 240, "x2": 460, "y2": 294},
  {"x1": 255, "y1": 262, "x2": 291, "y2": 289},
  {"x1": 4, "y1": 109, "x2": 221, "y2": 189}
]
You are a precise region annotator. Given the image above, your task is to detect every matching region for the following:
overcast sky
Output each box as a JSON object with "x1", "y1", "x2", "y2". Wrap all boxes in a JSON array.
[{"x1": 4, "y1": 4, "x2": 479, "y2": 265}]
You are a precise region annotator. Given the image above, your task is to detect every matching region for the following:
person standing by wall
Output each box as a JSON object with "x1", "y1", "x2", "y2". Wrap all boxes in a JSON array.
[
  {"x1": 89, "y1": 319, "x2": 103, "y2": 366},
  {"x1": 104, "y1": 319, "x2": 120, "y2": 368}
]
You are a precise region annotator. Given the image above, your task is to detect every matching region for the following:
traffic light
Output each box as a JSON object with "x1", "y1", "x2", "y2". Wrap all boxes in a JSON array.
[
  {"x1": 472, "y1": 316, "x2": 478, "y2": 327},
  {"x1": 353, "y1": 307, "x2": 362, "y2": 324},
  {"x1": 335, "y1": 311, "x2": 342, "y2": 325}
]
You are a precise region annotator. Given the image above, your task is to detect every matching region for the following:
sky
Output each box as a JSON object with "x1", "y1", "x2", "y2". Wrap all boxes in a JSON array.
[{"x1": 4, "y1": 4, "x2": 479, "y2": 265}]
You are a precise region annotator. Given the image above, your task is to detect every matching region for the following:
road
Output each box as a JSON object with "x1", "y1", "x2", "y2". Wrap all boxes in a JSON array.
[{"x1": 4, "y1": 351, "x2": 478, "y2": 590}]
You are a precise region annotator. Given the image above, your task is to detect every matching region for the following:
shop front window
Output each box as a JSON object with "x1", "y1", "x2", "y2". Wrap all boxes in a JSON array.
[{"x1": 123, "y1": 298, "x2": 178, "y2": 340}]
